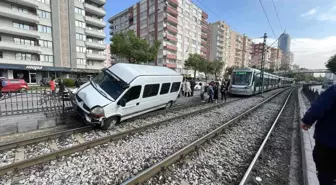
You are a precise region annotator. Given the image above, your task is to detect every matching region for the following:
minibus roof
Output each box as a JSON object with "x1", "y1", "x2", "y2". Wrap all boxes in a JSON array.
[{"x1": 108, "y1": 63, "x2": 181, "y2": 84}]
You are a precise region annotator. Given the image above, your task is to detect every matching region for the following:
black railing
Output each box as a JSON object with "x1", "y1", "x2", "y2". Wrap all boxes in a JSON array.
[
  {"x1": 0, "y1": 87, "x2": 73, "y2": 117},
  {"x1": 302, "y1": 84, "x2": 321, "y2": 103}
]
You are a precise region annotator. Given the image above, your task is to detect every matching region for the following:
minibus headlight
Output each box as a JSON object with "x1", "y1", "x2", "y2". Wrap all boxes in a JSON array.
[{"x1": 90, "y1": 106, "x2": 105, "y2": 118}]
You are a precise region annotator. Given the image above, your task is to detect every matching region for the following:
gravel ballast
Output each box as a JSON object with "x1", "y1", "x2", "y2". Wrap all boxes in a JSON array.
[
  {"x1": 146, "y1": 89, "x2": 292, "y2": 185},
  {"x1": 0, "y1": 89, "x2": 286, "y2": 185}
]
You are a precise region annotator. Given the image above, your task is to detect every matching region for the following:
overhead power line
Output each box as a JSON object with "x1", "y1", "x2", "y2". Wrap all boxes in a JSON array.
[
  {"x1": 271, "y1": 0, "x2": 284, "y2": 32},
  {"x1": 258, "y1": 0, "x2": 277, "y2": 38}
]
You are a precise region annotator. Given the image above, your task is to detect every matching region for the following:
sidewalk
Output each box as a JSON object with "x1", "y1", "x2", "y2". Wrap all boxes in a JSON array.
[{"x1": 298, "y1": 88, "x2": 319, "y2": 185}]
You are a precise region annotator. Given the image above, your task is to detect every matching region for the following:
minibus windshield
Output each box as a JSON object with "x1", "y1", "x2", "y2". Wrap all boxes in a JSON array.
[{"x1": 91, "y1": 71, "x2": 125, "y2": 101}]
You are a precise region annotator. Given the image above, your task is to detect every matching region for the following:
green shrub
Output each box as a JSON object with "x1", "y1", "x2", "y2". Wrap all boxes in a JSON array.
[{"x1": 63, "y1": 78, "x2": 75, "y2": 87}]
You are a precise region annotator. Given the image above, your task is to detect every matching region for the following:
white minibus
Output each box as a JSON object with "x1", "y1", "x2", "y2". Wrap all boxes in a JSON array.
[{"x1": 71, "y1": 63, "x2": 183, "y2": 129}]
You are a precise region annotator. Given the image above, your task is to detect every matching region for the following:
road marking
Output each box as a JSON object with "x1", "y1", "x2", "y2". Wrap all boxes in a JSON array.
[{"x1": 74, "y1": 134, "x2": 85, "y2": 144}]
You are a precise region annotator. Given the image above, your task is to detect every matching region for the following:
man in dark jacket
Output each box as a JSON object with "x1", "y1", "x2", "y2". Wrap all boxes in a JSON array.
[
  {"x1": 190, "y1": 79, "x2": 196, "y2": 97},
  {"x1": 301, "y1": 85, "x2": 336, "y2": 185}
]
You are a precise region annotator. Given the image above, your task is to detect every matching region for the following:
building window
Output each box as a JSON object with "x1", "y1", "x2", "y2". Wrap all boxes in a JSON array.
[
  {"x1": 75, "y1": 7, "x2": 85, "y2": 16},
  {"x1": 38, "y1": 40, "x2": 52, "y2": 48},
  {"x1": 75, "y1": 21, "x2": 86, "y2": 28},
  {"x1": 37, "y1": 0, "x2": 50, "y2": 4},
  {"x1": 14, "y1": 38, "x2": 37, "y2": 46},
  {"x1": 38, "y1": 25, "x2": 52, "y2": 33},
  {"x1": 76, "y1": 34, "x2": 86, "y2": 41},
  {"x1": 0, "y1": 51, "x2": 3, "y2": 58},
  {"x1": 77, "y1": 58, "x2": 86, "y2": 65},
  {"x1": 11, "y1": 5, "x2": 28, "y2": 14},
  {"x1": 37, "y1": 10, "x2": 51, "y2": 19},
  {"x1": 15, "y1": 53, "x2": 38, "y2": 61},
  {"x1": 40, "y1": 55, "x2": 53, "y2": 62},
  {"x1": 76, "y1": 0, "x2": 85, "y2": 2},
  {"x1": 13, "y1": 22, "x2": 35, "y2": 30},
  {"x1": 76, "y1": 46, "x2": 86, "y2": 53}
]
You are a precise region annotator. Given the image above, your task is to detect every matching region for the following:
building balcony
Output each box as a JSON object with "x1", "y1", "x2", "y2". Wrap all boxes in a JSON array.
[
  {"x1": 202, "y1": 12, "x2": 208, "y2": 19},
  {"x1": 0, "y1": 25, "x2": 40, "y2": 38},
  {"x1": 164, "y1": 62, "x2": 177, "y2": 69},
  {"x1": 77, "y1": 63, "x2": 103, "y2": 70},
  {"x1": 85, "y1": 16, "x2": 106, "y2": 28},
  {"x1": 89, "y1": 0, "x2": 106, "y2": 5},
  {"x1": 86, "y1": 41, "x2": 106, "y2": 50},
  {"x1": 86, "y1": 53, "x2": 106, "y2": 61},
  {"x1": 84, "y1": 3, "x2": 106, "y2": 17},
  {"x1": 0, "y1": 58, "x2": 52, "y2": 66},
  {"x1": 201, "y1": 41, "x2": 207, "y2": 46},
  {"x1": 85, "y1": 29, "x2": 106, "y2": 39},
  {"x1": 164, "y1": 44, "x2": 177, "y2": 51},
  {"x1": 201, "y1": 34, "x2": 207, "y2": 39},
  {"x1": 164, "y1": 54, "x2": 177, "y2": 60},
  {"x1": 202, "y1": 19, "x2": 207, "y2": 24},
  {"x1": 202, "y1": 25, "x2": 208, "y2": 31},
  {"x1": 5, "y1": 0, "x2": 38, "y2": 8},
  {"x1": 166, "y1": 25, "x2": 178, "y2": 34},
  {"x1": 165, "y1": 34, "x2": 177, "y2": 42},
  {"x1": 0, "y1": 6, "x2": 38, "y2": 23},
  {"x1": 0, "y1": 41, "x2": 41, "y2": 54},
  {"x1": 168, "y1": 0, "x2": 178, "y2": 6},
  {"x1": 166, "y1": 15, "x2": 178, "y2": 25},
  {"x1": 167, "y1": 6, "x2": 178, "y2": 16},
  {"x1": 201, "y1": 47, "x2": 207, "y2": 53}
]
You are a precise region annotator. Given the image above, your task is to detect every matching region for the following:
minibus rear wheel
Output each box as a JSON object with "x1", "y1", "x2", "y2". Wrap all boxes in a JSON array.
[{"x1": 102, "y1": 116, "x2": 119, "y2": 130}]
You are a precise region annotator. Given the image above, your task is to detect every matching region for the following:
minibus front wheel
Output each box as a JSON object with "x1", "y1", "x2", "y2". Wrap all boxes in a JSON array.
[
  {"x1": 165, "y1": 101, "x2": 173, "y2": 110},
  {"x1": 102, "y1": 116, "x2": 120, "y2": 130}
]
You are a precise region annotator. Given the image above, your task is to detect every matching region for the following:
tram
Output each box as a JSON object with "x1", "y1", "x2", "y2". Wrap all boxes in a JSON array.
[{"x1": 229, "y1": 68, "x2": 294, "y2": 96}]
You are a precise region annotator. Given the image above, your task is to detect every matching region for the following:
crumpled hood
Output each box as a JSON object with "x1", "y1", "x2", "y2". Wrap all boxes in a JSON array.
[{"x1": 77, "y1": 84, "x2": 111, "y2": 108}]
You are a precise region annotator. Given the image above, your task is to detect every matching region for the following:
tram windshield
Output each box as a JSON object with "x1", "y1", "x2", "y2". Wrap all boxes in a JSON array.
[{"x1": 232, "y1": 71, "x2": 252, "y2": 85}]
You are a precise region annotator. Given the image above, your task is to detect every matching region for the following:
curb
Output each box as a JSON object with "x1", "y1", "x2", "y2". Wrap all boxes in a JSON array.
[{"x1": 298, "y1": 88, "x2": 319, "y2": 185}]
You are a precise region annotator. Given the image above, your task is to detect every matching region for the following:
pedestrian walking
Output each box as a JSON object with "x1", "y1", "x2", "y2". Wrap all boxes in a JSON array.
[
  {"x1": 220, "y1": 81, "x2": 227, "y2": 101},
  {"x1": 213, "y1": 82, "x2": 219, "y2": 103},
  {"x1": 199, "y1": 83, "x2": 205, "y2": 102},
  {"x1": 207, "y1": 83, "x2": 214, "y2": 103},
  {"x1": 49, "y1": 77, "x2": 56, "y2": 97},
  {"x1": 301, "y1": 84, "x2": 336, "y2": 185},
  {"x1": 75, "y1": 77, "x2": 80, "y2": 88},
  {"x1": 182, "y1": 80, "x2": 187, "y2": 97}
]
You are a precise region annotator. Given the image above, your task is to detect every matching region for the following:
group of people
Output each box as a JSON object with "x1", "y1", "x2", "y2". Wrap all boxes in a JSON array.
[
  {"x1": 200, "y1": 80, "x2": 230, "y2": 103},
  {"x1": 181, "y1": 79, "x2": 197, "y2": 97}
]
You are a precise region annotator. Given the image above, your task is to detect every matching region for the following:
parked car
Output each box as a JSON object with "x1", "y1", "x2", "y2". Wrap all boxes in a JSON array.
[
  {"x1": 1, "y1": 78, "x2": 29, "y2": 92},
  {"x1": 40, "y1": 77, "x2": 51, "y2": 86},
  {"x1": 72, "y1": 63, "x2": 183, "y2": 130}
]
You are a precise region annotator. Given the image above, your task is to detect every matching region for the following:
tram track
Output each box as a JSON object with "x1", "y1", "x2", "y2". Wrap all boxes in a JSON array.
[
  {"x1": 0, "y1": 96, "x2": 244, "y2": 176},
  {"x1": 0, "y1": 88, "x2": 287, "y2": 184},
  {"x1": 121, "y1": 88, "x2": 295, "y2": 185}
]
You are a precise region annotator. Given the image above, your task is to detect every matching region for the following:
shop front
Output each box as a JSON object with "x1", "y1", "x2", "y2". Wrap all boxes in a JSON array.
[{"x1": 0, "y1": 64, "x2": 101, "y2": 85}]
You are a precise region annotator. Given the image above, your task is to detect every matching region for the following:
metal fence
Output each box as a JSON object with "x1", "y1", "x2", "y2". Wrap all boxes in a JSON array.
[
  {"x1": 302, "y1": 84, "x2": 320, "y2": 103},
  {"x1": 0, "y1": 87, "x2": 73, "y2": 117}
]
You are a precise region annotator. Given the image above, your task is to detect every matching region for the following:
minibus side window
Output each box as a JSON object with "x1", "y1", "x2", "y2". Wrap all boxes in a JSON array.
[
  {"x1": 170, "y1": 82, "x2": 181, "y2": 93},
  {"x1": 143, "y1": 84, "x2": 160, "y2": 98},
  {"x1": 160, "y1": 83, "x2": 171, "y2": 95},
  {"x1": 122, "y1": 86, "x2": 142, "y2": 103}
]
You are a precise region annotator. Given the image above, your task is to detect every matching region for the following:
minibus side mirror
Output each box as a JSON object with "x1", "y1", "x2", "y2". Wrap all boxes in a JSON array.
[{"x1": 118, "y1": 98, "x2": 126, "y2": 107}]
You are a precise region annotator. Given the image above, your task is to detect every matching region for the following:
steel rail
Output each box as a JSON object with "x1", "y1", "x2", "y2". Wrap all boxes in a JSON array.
[
  {"x1": 0, "y1": 126, "x2": 93, "y2": 151},
  {"x1": 0, "y1": 97, "x2": 241, "y2": 175},
  {"x1": 120, "y1": 88, "x2": 293, "y2": 185},
  {"x1": 0, "y1": 98, "x2": 236, "y2": 152},
  {"x1": 238, "y1": 89, "x2": 293, "y2": 184}
]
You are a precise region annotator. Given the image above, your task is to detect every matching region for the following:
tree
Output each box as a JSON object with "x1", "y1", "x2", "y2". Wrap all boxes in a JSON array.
[
  {"x1": 110, "y1": 30, "x2": 161, "y2": 63},
  {"x1": 200, "y1": 60, "x2": 213, "y2": 82},
  {"x1": 184, "y1": 53, "x2": 204, "y2": 79},
  {"x1": 211, "y1": 59, "x2": 225, "y2": 80},
  {"x1": 326, "y1": 54, "x2": 336, "y2": 74}
]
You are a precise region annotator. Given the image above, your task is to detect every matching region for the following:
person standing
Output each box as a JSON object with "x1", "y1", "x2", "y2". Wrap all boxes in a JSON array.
[
  {"x1": 190, "y1": 79, "x2": 196, "y2": 97},
  {"x1": 58, "y1": 78, "x2": 65, "y2": 97},
  {"x1": 199, "y1": 83, "x2": 205, "y2": 102},
  {"x1": 186, "y1": 80, "x2": 191, "y2": 97},
  {"x1": 49, "y1": 77, "x2": 56, "y2": 97},
  {"x1": 182, "y1": 80, "x2": 187, "y2": 97},
  {"x1": 213, "y1": 82, "x2": 219, "y2": 103},
  {"x1": 220, "y1": 81, "x2": 227, "y2": 102},
  {"x1": 301, "y1": 84, "x2": 336, "y2": 185},
  {"x1": 207, "y1": 83, "x2": 214, "y2": 103}
]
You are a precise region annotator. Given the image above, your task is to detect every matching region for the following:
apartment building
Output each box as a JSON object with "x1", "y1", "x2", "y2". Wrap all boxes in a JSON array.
[
  {"x1": 242, "y1": 34, "x2": 252, "y2": 68},
  {"x1": 108, "y1": 0, "x2": 209, "y2": 76},
  {"x1": 251, "y1": 43, "x2": 284, "y2": 71},
  {"x1": 269, "y1": 47, "x2": 283, "y2": 71},
  {"x1": 0, "y1": 0, "x2": 106, "y2": 84}
]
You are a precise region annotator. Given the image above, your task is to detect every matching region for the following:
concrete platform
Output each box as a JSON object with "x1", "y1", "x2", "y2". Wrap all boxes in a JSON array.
[{"x1": 298, "y1": 88, "x2": 319, "y2": 185}]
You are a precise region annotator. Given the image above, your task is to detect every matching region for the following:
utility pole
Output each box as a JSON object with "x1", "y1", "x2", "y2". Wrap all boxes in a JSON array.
[{"x1": 261, "y1": 33, "x2": 267, "y2": 96}]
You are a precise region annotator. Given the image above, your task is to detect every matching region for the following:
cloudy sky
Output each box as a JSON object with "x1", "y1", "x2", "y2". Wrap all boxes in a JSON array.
[{"x1": 104, "y1": 0, "x2": 336, "y2": 69}]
